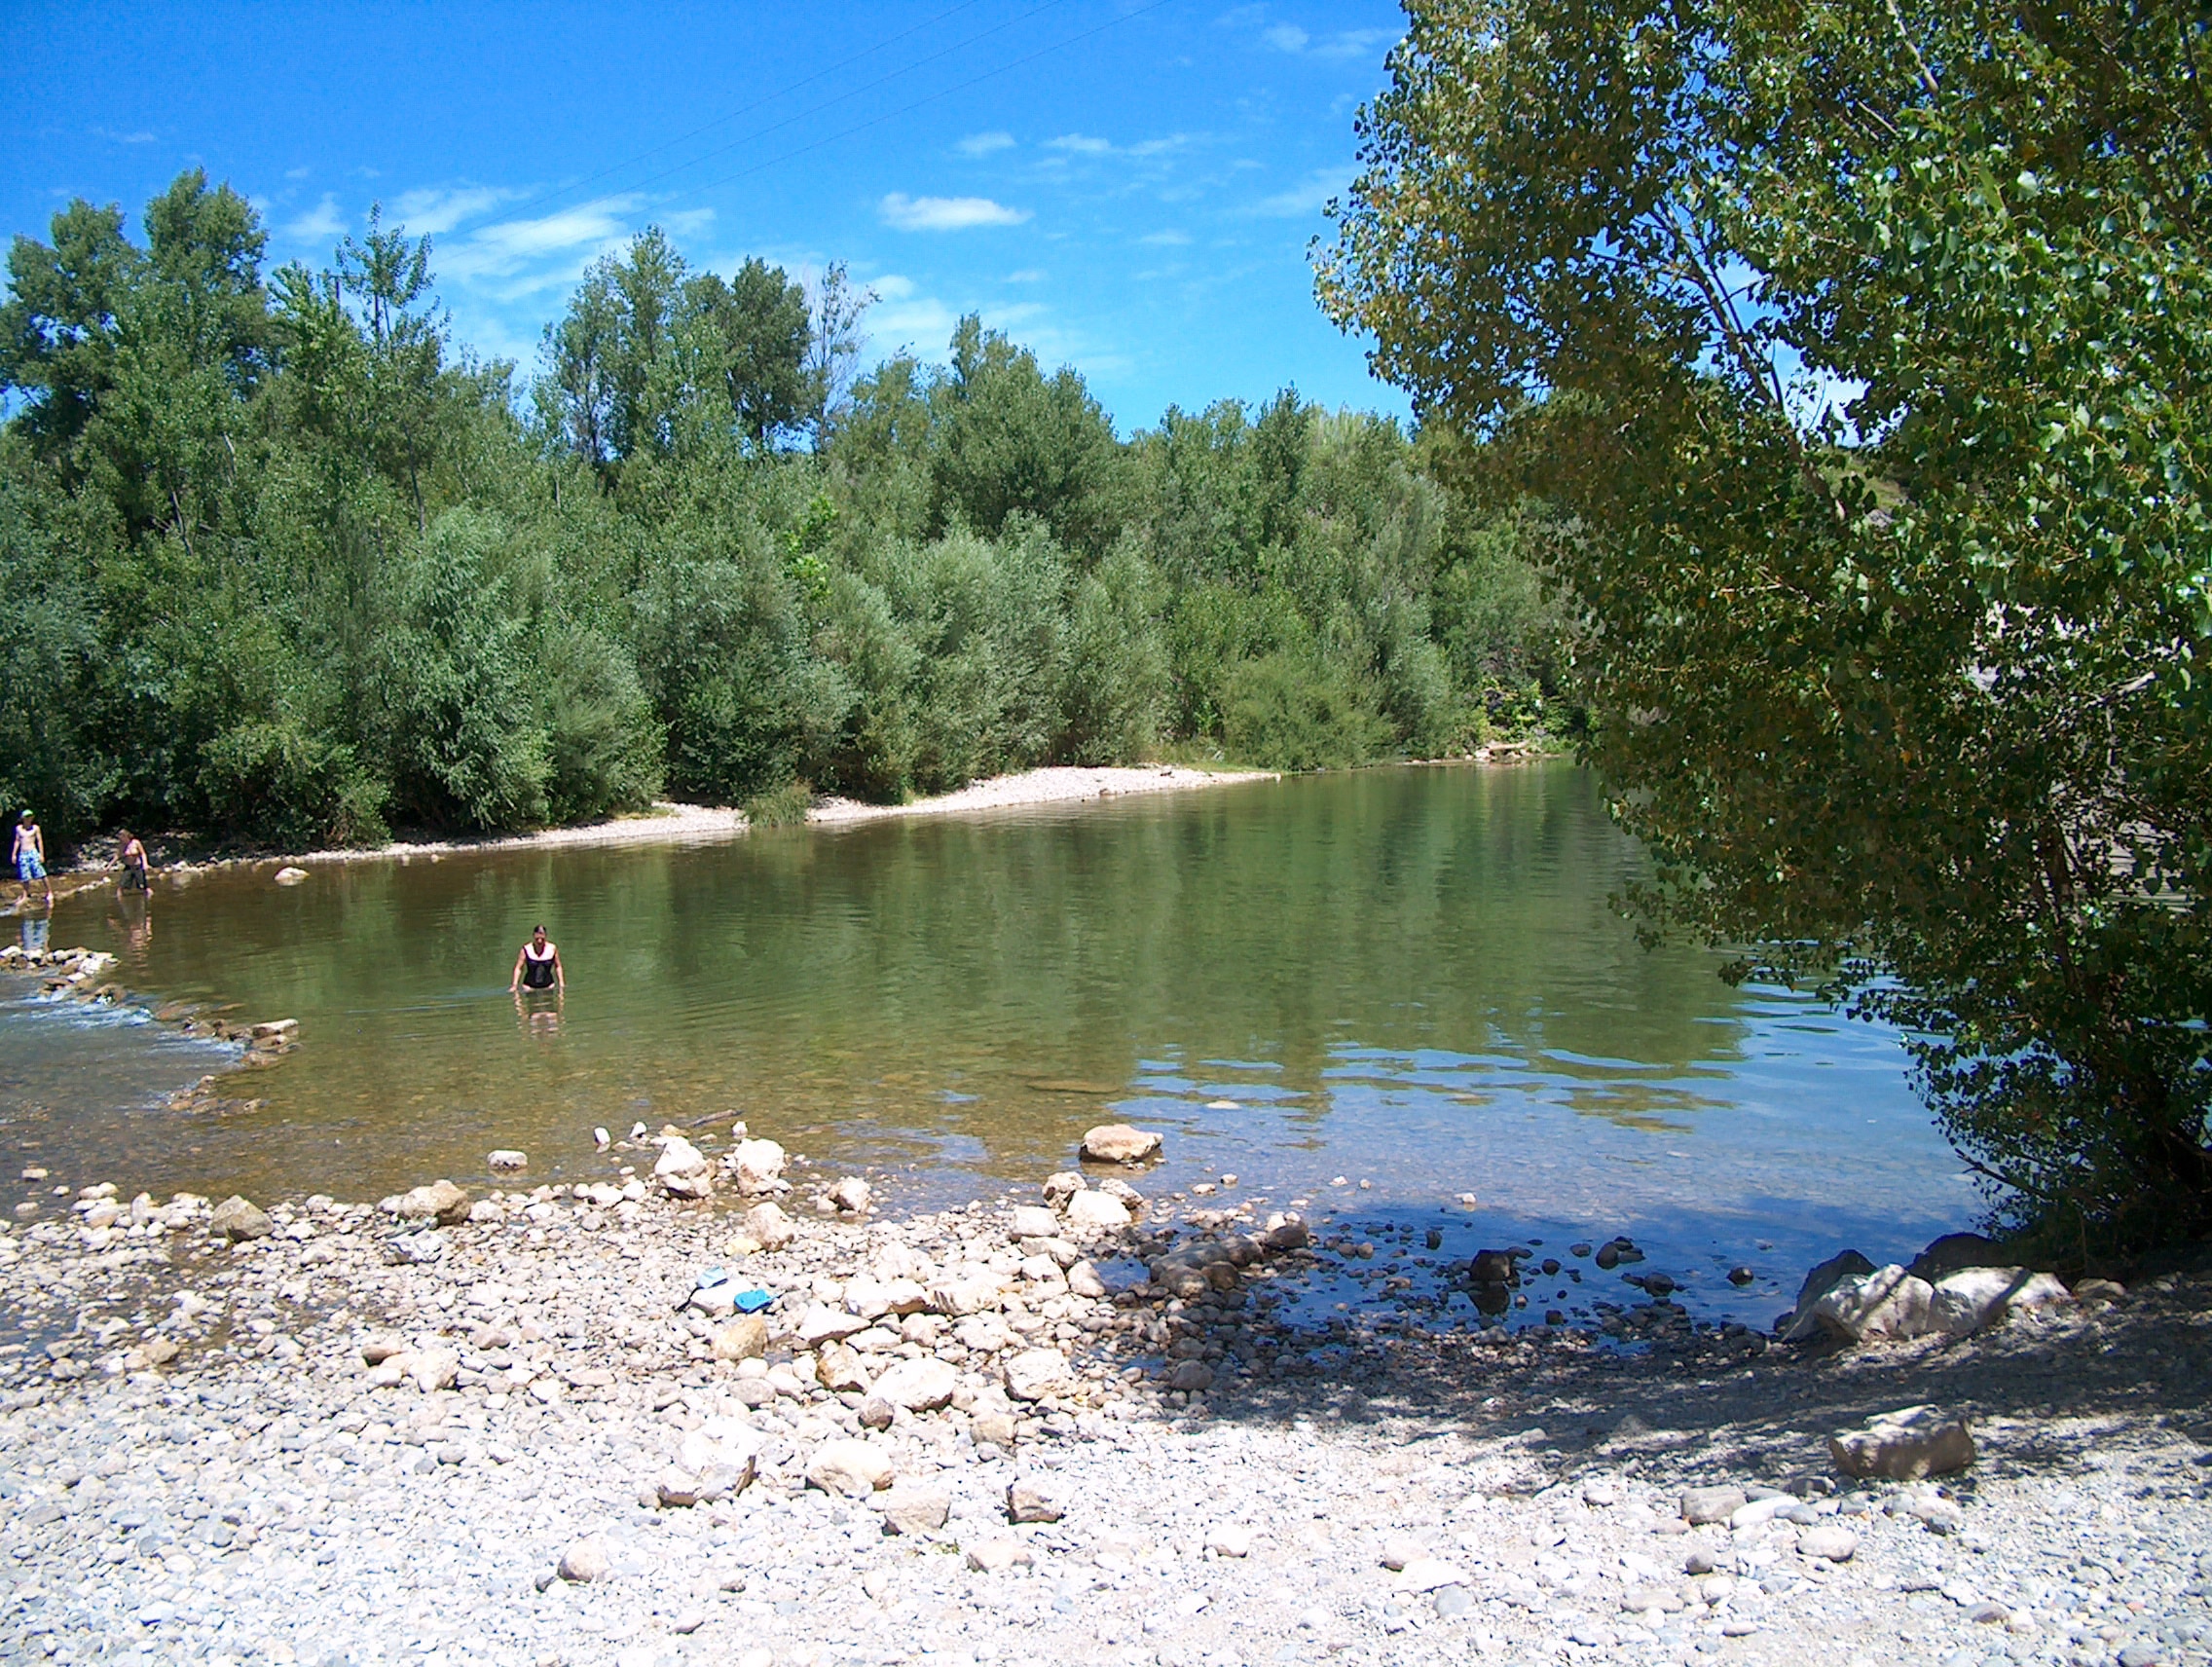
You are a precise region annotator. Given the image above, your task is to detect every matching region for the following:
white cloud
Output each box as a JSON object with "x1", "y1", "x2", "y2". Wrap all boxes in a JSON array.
[
  {"x1": 432, "y1": 197, "x2": 644, "y2": 299},
  {"x1": 387, "y1": 185, "x2": 518, "y2": 238},
  {"x1": 1005, "y1": 269, "x2": 1047, "y2": 283},
  {"x1": 284, "y1": 166, "x2": 311, "y2": 181},
  {"x1": 956, "y1": 131, "x2": 1015, "y2": 157},
  {"x1": 878, "y1": 193, "x2": 1030, "y2": 233},
  {"x1": 1041, "y1": 131, "x2": 1192, "y2": 163},
  {"x1": 284, "y1": 194, "x2": 348, "y2": 244},
  {"x1": 1246, "y1": 167, "x2": 1356, "y2": 219},
  {"x1": 1261, "y1": 21, "x2": 1396, "y2": 59},
  {"x1": 1140, "y1": 230, "x2": 1193, "y2": 246},
  {"x1": 868, "y1": 292, "x2": 961, "y2": 349},
  {"x1": 91, "y1": 127, "x2": 157, "y2": 146}
]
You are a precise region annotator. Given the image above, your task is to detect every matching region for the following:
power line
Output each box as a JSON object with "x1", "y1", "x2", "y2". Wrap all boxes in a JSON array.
[
  {"x1": 684, "y1": 0, "x2": 1179, "y2": 200},
  {"x1": 509, "y1": 0, "x2": 1074, "y2": 222}
]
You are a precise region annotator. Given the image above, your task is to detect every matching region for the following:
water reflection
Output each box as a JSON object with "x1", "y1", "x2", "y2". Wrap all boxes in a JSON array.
[
  {"x1": 514, "y1": 989, "x2": 564, "y2": 1038},
  {"x1": 5, "y1": 763, "x2": 1975, "y2": 1313}
]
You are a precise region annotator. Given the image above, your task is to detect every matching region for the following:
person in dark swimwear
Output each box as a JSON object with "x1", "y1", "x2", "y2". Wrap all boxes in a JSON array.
[
  {"x1": 117, "y1": 831, "x2": 150, "y2": 893},
  {"x1": 509, "y1": 924, "x2": 564, "y2": 995}
]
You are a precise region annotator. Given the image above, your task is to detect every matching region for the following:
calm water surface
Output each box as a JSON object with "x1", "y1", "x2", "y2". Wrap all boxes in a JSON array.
[{"x1": 2, "y1": 763, "x2": 1976, "y2": 1325}]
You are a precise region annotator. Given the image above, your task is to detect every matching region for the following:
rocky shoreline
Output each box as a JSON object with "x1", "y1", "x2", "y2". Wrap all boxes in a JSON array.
[{"x1": 0, "y1": 1114, "x2": 2207, "y2": 1667}]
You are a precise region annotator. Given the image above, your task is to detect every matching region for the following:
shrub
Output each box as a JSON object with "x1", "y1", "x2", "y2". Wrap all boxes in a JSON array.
[{"x1": 1221, "y1": 648, "x2": 1389, "y2": 770}]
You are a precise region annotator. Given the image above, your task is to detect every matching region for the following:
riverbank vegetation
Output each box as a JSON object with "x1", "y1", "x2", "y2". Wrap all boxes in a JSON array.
[
  {"x1": 0, "y1": 184, "x2": 1567, "y2": 857},
  {"x1": 1320, "y1": 0, "x2": 2212, "y2": 1251}
]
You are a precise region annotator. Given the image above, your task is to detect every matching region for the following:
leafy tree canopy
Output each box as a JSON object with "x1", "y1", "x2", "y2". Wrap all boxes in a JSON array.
[{"x1": 1320, "y1": 0, "x2": 2212, "y2": 1248}]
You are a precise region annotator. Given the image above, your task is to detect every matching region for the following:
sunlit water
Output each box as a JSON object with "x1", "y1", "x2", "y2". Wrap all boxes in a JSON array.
[{"x1": 1, "y1": 763, "x2": 1978, "y2": 1328}]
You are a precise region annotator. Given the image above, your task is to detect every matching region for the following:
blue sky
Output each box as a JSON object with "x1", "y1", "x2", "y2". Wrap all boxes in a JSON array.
[{"x1": 1, "y1": 1, "x2": 1412, "y2": 434}]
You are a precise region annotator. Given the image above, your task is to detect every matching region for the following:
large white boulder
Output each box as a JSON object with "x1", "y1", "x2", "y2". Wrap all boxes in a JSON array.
[
  {"x1": 654, "y1": 1136, "x2": 714, "y2": 1199},
  {"x1": 929, "y1": 1270, "x2": 1009, "y2": 1316},
  {"x1": 806, "y1": 1439, "x2": 894, "y2": 1497},
  {"x1": 1081, "y1": 1124, "x2": 1162, "y2": 1164},
  {"x1": 1806, "y1": 1264, "x2": 1936, "y2": 1342},
  {"x1": 869, "y1": 1356, "x2": 958, "y2": 1412},
  {"x1": 1828, "y1": 1405, "x2": 1975, "y2": 1480},
  {"x1": 728, "y1": 1138, "x2": 788, "y2": 1194},
  {"x1": 741, "y1": 1201, "x2": 795, "y2": 1248},
  {"x1": 1003, "y1": 1348, "x2": 1071, "y2": 1402},
  {"x1": 1930, "y1": 1267, "x2": 2075, "y2": 1337},
  {"x1": 1065, "y1": 1190, "x2": 1132, "y2": 1233}
]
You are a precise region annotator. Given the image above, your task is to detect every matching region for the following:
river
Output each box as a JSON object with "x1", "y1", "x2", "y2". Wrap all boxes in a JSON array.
[{"x1": 0, "y1": 761, "x2": 1976, "y2": 1327}]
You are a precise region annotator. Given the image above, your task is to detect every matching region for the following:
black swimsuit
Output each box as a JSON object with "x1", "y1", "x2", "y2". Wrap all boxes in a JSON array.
[{"x1": 521, "y1": 945, "x2": 556, "y2": 989}]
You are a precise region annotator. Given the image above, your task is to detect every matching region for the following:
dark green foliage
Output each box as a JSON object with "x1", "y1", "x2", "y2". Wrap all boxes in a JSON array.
[
  {"x1": 540, "y1": 624, "x2": 663, "y2": 826},
  {"x1": 0, "y1": 483, "x2": 106, "y2": 849},
  {"x1": 930, "y1": 317, "x2": 1122, "y2": 558},
  {"x1": 0, "y1": 175, "x2": 1561, "y2": 854},
  {"x1": 376, "y1": 511, "x2": 549, "y2": 832},
  {"x1": 1320, "y1": 0, "x2": 2212, "y2": 1248}
]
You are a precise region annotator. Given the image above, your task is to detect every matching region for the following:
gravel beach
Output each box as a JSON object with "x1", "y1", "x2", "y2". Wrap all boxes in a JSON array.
[{"x1": 1, "y1": 1111, "x2": 2207, "y2": 1667}]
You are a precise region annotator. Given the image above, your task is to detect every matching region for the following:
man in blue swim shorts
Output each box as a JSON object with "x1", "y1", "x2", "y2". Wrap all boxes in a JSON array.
[{"x1": 11, "y1": 811, "x2": 52, "y2": 908}]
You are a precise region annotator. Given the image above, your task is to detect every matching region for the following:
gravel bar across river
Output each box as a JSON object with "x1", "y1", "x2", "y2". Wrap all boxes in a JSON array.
[{"x1": 0, "y1": 1127, "x2": 2208, "y2": 1667}]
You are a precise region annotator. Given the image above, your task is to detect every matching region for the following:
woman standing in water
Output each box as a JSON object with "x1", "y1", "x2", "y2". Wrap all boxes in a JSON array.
[
  {"x1": 117, "y1": 831, "x2": 150, "y2": 894},
  {"x1": 509, "y1": 925, "x2": 564, "y2": 995}
]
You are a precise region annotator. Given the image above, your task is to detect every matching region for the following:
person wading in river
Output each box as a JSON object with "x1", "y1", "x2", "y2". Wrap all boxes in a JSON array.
[
  {"x1": 11, "y1": 811, "x2": 51, "y2": 908},
  {"x1": 509, "y1": 925, "x2": 564, "y2": 996},
  {"x1": 117, "y1": 831, "x2": 150, "y2": 894}
]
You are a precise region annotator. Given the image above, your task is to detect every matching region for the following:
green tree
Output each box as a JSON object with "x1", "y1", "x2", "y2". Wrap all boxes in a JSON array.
[
  {"x1": 374, "y1": 509, "x2": 550, "y2": 831},
  {"x1": 1319, "y1": 0, "x2": 2212, "y2": 1247},
  {"x1": 0, "y1": 483, "x2": 107, "y2": 846},
  {"x1": 929, "y1": 315, "x2": 1122, "y2": 558}
]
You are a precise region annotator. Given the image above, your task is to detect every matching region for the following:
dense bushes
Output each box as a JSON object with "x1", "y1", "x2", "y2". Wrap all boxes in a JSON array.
[{"x1": 0, "y1": 174, "x2": 1567, "y2": 854}]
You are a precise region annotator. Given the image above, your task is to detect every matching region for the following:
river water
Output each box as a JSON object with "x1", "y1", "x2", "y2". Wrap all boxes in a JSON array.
[{"x1": 1, "y1": 762, "x2": 1977, "y2": 1327}]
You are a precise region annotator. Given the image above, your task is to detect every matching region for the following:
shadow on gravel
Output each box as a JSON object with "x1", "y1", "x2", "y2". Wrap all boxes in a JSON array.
[{"x1": 1083, "y1": 1214, "x2": 2212, "y2": 1494}]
